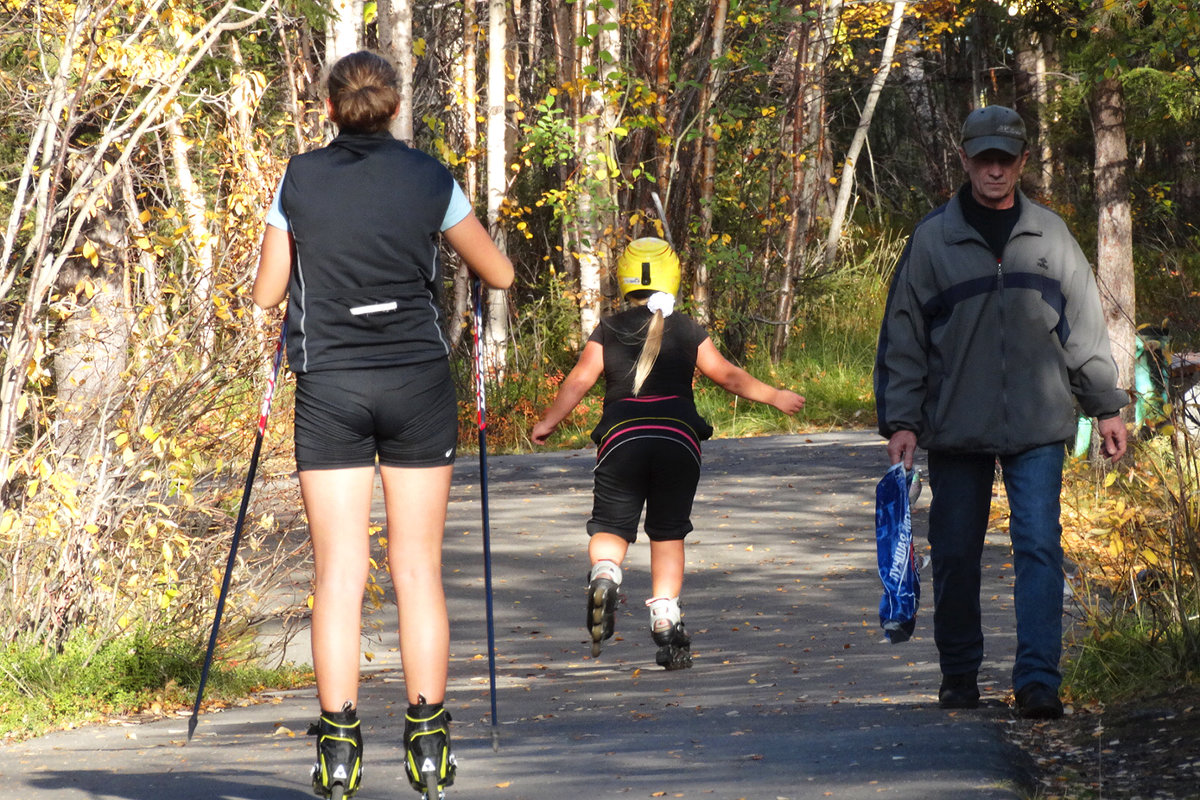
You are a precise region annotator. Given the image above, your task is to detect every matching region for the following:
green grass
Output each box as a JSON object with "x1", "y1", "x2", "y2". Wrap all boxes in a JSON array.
[
  {"x1": 0, "y1": 627, "x2": 311, "y2": 741},
  {"x1": 1064, "y1": 614, "x2": 1198, "y2": 702},
  {"x1": 694, "y1": 340, "x2": 876, "y2": 436},
  {"x1": 1060, "y1": 431, "x2": 1200, "y2": 705}
]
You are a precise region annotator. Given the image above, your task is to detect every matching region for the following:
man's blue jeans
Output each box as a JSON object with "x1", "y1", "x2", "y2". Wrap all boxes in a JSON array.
[{"x1": 927, "y1": 442, "x2": 1066, "y2": 692}]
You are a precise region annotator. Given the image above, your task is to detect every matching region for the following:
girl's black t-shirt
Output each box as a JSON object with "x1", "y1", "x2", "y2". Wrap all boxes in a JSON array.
[
  {"x1": 586, "y1": 306, "x2": 714, "y2": 449},
  {"x1": 587, "y1": 306, "x2": 709, "y2": 404}
]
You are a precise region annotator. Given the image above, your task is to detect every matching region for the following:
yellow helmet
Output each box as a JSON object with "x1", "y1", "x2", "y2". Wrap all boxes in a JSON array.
[{"x1": 616, "y1": 237, "x2": 681, "y2": 298}]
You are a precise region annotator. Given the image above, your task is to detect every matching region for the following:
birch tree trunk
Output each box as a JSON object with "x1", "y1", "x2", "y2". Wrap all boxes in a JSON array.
[
  {"x1": 770, "y1": 0, "x2": 839, "y2": 360},
  {"x1": 771, "y1": 43, "x2": 808, "y2": 361},
  {"x1": 652, "y1": 0, "x2": 675, "y2": 192},
  {"x1": 823, "y1": 0, "x2": 905, "y2": 268},
  {"x1": 1034, "y1": 33, "x2": 1057, "y2": 196},
  {"x1": 1091, "y1": 76, "x2": 1137, "y2": 403},
  {"x1": 0, "y1": 0, "x2": 278, "y2": 498},
  {"x1": 1014, "y1": 31, "x2": 1053, "y2": 198},
  {"x1": 450, "y1": 0, "x2": 481, "y2": 349},
  {"x1": 51, "y1": 155, "x2": 130, "y2": 466},
  {"x1": 549, "y1": 2, "x2": 579, "y2": 285},
  {"x1": 167, "y1": 116, "x2": 216, "y2": 369},
  {"x1": 379, "y1": 0, "x2": 415, "y2": 142},
  {"x1": 898, "y1": 23, "x2": 953, "y2": 200},
  {"x1": 526, "y1": 0, "x2": 542, "y2": 76},
  {"x1": 596, "y1": 0, "x2": 621, "y2": 257},
  {"x1": 485, "y1": 0, "x2": 510, "y2": 377},
  {"x1": 575, "y1": 1, "x2": 603, "y2": 339},
  {"x1": 327, "y1": 0, "x2": 363, "y2": 64},
  {"x1": 693, "y1": 0, "x2": 729, "y2": 326}
]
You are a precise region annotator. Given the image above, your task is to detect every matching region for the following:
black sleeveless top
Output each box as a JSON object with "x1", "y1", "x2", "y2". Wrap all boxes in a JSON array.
[{"x1": 280, "y1": 132, "x2": 454, "y2": 373}]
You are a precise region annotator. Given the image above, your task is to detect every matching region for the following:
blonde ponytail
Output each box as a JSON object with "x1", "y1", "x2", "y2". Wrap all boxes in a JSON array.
[{"x1": 632, "y1": 309, "x2": 665, "y2": 396}]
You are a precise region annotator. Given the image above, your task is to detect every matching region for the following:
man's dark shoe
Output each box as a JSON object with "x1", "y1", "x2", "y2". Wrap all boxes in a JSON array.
[
  {"x1": 938, "y1": 671, "x2": 980, "y2": 709},
  {"x1": 1015, "y1": 682, "x2": 1064, "y2": 719}
]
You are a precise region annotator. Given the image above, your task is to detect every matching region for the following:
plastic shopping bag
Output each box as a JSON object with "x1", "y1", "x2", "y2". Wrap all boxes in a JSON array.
[{"x1": 876, "y1": 463, "x2": 920, "y2": 643}]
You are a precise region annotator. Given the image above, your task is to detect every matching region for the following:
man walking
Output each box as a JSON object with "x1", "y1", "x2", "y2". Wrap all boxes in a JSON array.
[{"x1": 874, "y1": 105, "x2": 1128, "y2": 719}]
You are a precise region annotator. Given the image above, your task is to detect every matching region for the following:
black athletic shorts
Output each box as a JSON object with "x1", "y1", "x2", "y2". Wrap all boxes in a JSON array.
[
  {"x1": 587, "y1": 436, "x2": 701, "y2": 543},
  {"x1": 293, "y1": 359, "x2": 458, "y2": 470}
]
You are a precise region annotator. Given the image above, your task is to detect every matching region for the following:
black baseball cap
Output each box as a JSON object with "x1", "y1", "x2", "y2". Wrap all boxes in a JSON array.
[{"x1": 960, "y1": 106, "x2": 1027, "y2": 157}]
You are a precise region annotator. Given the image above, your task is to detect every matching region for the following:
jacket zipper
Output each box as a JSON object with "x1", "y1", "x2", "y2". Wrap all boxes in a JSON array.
[{"x1": 996, "y1": 255, "x2": 1007, "y2": 451}]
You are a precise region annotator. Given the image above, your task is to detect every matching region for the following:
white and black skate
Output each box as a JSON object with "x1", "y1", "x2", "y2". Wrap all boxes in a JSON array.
[
  {"x1": 586, "y1": 561, "x2": 623, "y2": 657},
  {"x1": 652, "y1": 621, "x2": 693, "y2": 670},
  {"x1": 647, "y1": 596, "x2": 693, "y2": 670}
]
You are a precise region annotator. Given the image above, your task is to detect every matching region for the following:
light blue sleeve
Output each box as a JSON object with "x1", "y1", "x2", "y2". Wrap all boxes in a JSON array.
[
  {"x1": 441, "y1": 180, "x2": 472, "y2": 232},
  {"x1": 265, "y1": 176, "x2": 289, "y2": 231}
]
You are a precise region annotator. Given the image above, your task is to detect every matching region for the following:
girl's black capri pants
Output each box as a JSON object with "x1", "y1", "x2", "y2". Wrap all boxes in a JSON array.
[
  {"x1": 587, "y1": 436, "x2": 701, "y2": 543},
  {"x1": 293, "y1": 358, "x2": 457, "y2": 470}
]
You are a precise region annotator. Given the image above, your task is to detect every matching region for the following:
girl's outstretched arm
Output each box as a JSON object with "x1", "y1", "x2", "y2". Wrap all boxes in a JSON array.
[
  {"x1": 695, "y1": 338, "x2": 805, "y2": 414},
  {"x1": 531, "y1": 341, "x2": 604, "y2": 444}
]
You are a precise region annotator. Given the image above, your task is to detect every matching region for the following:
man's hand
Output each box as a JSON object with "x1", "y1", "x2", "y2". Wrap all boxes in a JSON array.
[
  {"x1": 887, "y1": 430, "x2": 918, "y2": 470},
  {"x1": 1097, "y1": 415, "x2": 1127, "y2": 462}
]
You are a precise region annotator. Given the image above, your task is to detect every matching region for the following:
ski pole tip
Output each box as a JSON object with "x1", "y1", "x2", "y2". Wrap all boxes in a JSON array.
[
  {"x1": 186, "y1": 714, "x2": 198, "y2": 743},
  {"x1": 490, "y1": 727, "x2": 500, "y2": 752}
]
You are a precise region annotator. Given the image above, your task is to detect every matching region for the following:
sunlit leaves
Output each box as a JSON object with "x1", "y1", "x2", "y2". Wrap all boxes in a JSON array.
[{"x1": 0, "y1": 0, "x2": 294, "y2": 650}]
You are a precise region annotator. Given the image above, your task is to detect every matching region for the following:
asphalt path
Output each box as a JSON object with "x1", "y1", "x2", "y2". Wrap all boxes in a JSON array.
[{"x1": 0, "y1": 431, "x2": 1040, "y2": 799}]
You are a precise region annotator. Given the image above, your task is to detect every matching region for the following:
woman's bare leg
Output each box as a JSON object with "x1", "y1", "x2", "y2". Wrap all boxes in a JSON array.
[
  {"x1": 300, "y1": 467, "x2": 375, "y2": 711},
  {"x1": 380, "y1": 464, "x2": 454, "y2": 705}
]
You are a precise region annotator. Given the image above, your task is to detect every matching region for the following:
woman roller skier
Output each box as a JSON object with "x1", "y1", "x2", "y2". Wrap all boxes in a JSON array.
[
  {"x1": 252, "y1": 51, "x2": 513, "y2": 800},
  {"x1": 531, "y1": 238, "x2": 805, "y2": 669}
]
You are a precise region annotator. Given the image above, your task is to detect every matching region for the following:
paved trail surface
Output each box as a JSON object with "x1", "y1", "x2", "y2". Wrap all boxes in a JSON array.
[{"x1": 0, "y1": 432, "x2": 1038, "y2": 799}]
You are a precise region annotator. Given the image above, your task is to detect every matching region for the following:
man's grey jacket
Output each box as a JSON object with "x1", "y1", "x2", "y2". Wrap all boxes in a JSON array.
[{"x1": 874, "y1": 188, "x2": 1128, "y2": 455}]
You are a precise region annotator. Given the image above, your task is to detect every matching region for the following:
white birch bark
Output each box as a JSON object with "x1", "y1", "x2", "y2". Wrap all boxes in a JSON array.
[
  {"x1": 574, "y1": 0, "x2": 604, "y2": 338},
  {"x1": 485, "y1": 0, "x2": 510, "y2": 377},
  {"x1": 379, "y1": 0, "x2": 414, "y2": 142},
  {"x1": 167, "y1": 116, "x2": 216, "y2": 368},
  {"x1": 823, "y1": 0, "x2": 906, "y2": 268},
  {"x1": 0, "y1": 0, "x2": 278, "y2": 494},
  {"x1": 450, "y1": 0, "x2": 481, "y2": 349},
  {"x1": 327, "y1": 0, "x2": 363, "y2": 65}
]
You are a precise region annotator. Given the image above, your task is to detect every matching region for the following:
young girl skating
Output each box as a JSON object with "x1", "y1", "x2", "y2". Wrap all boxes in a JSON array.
[{"x1": 531, "y1": 238, "x2": 804, "y2": 669}]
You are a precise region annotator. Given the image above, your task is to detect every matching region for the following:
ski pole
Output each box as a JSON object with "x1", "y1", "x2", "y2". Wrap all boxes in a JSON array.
[
  {"x1": 188, "y1": 320, "x2": 287, "y2": 743},
  {"x1": 471, "y1": 279, "x2": 501, "y2": 752},
  {"x1": 650, "y1": 190, "x2": 675, "y2": 250}
]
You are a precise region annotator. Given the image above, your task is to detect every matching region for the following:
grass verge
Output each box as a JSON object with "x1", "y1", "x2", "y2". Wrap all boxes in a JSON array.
[{"x1": 0, "y1": 627, "x2": 311, "y2": 742}]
